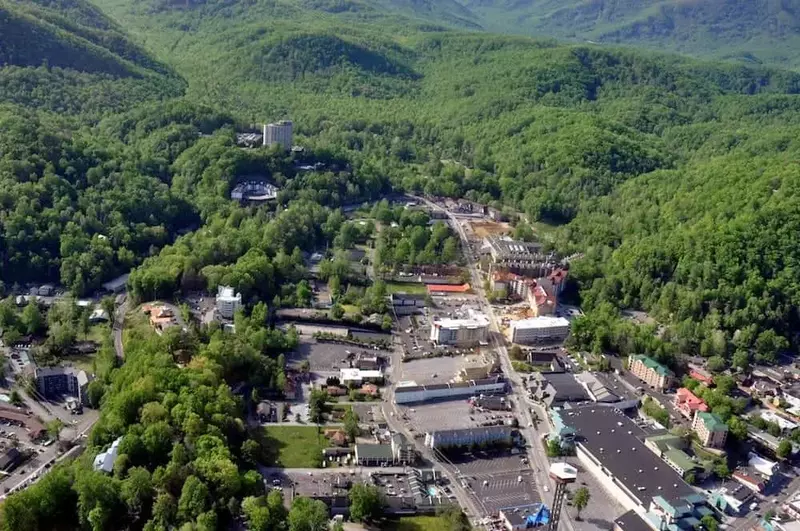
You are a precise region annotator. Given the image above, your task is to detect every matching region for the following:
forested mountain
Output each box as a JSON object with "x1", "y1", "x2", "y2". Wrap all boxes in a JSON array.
[{"x1": 3, "y1": 0, "x2": 800, "y2": 527}]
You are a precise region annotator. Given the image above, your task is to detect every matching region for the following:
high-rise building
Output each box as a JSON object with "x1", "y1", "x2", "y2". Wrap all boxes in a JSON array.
[
  {"x1": 263, "y1": 120, "x2": 293, "y2": 150},
  {"x1": 216, "y1": 285, "x2": 242, "y2": 319}
]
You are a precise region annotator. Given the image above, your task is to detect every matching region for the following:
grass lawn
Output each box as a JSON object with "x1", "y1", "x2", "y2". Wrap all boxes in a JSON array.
[
  {"x1": 385, "y1": 516, "x2": 449, "y2": 531},
  {"x1": 67, "y1": 353, "x2": 96, "y2": 373},
  {"x1": 263, "y1": 426, "x2": 327, "y2": 468},
  {"x1": 385, "y1": 282, "x2": 427, "y2": 295},
  {"x1": 86, "y1": 324, "x2": 110, "y2": 343},
  {"x1": 341, "y1": 304, "x2": 360, "y2": 314}
]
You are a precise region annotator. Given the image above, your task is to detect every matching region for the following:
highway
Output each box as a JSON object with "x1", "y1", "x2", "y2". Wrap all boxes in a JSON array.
[{"x1": 411, "y1": 195, "x2": 577, "y2": 531}]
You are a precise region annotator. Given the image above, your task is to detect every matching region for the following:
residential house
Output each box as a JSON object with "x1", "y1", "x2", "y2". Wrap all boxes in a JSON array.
[
  {"x1": 93, "y1": 437, "x2": 122, "y2": 473},
  {"x1": 689, "y1": 367, "x2": 714, "y2": 387}
]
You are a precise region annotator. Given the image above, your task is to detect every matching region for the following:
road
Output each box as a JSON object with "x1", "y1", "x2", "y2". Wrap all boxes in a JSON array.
[
  {"x1": 410, "y1": 195, "x2": 578, "y2": 530},
  {"x1": 113, "y1": 295, "x2": 129, "y2": 360}
]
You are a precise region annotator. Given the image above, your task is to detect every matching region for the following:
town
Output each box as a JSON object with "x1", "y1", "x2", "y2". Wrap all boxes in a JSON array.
[{"x1": 2, "y1": 124, "x2": 800, "y2": 531}]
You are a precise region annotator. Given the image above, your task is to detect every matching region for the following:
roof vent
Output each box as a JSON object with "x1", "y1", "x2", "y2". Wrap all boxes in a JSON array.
[{"x1": 654, "y1": 467, "x2": 658, "y2": 470}]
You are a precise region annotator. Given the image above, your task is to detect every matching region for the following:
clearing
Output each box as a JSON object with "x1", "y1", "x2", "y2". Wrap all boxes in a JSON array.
[
  {"x1": 385, "y1": 516, "x2": 450, "y2": 531},
  {"x1": 264, "y1": 426, "x2": 327, "y2": 468},
  {"x1": 385, "y1": 282, "x2": 427, "y2": 295}
]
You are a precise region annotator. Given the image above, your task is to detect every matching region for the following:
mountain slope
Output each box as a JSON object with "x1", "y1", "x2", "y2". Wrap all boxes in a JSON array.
[
  {"x1": 0, "y1": 0, "x2": 184, "y2": 115},
  {"x1": 399, "y1": 0, "x2": 800, "y2": 69}
]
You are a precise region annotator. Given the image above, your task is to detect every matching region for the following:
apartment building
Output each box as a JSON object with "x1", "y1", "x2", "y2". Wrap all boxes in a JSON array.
[
  {"x1": 692, "y1": 411, "x2": 729, "y2": 449},
  {"x1": 216, "y1": 285, "x2": 242, "y2": 319},
  {"x1": 628, "y1": 354, "x2": 675, "y2": 391},
  {"x1": 430, "y1": 312, "x2": 489, "y2": 346},
  {"x1": 508, "y1": 316, "x2": 570, "y2": 345},
  {"x1": 263, "y1": 120, "x2": 293, "y2": 150}
]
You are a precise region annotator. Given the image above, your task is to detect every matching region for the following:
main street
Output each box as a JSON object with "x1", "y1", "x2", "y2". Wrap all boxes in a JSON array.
[{"x1": 411, "y1": 195, "x2": 577, "y2": 531}]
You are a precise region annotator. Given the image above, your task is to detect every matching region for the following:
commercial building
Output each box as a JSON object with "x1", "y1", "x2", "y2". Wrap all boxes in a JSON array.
[
  {"x1": 430, "y1": 312, "x2": 489, "y2": 346},
  {"x1": 782, "y1": 488, "x2": 800, "y2": 519},
  {"x1": 613, "y1": 510, "x2": 653, "y2": 531},
  {"x1": 230, "y1": 180, "x2": 278, "y2": 201},
  {"x1": 507, "y1": 316, "x2": 570, "y2": 344},
  {"x1": 339, "y1": 368, "x2": 384, "y2": 386},
  {"x1": 0, "y1": 448, "x2": 23, "y2": 472},
  {"x1": 628, "y1": 355, "x2": 675, "y2": 391},
  {"x1": 35, "y1": 366, "x2": 91, "y2": 405},
  {"x1": 760, "y1": 409, "x2": 798, "y2": 432},
  {"x1": 354, "y1": 433, "x2": 413, "y2": 466},
  {"x1": 390, "y1": 293, "x2": 426, "y2": 315},
  {"x1": 263, "y1": 120, "x2": 293, "y2": 150},
  {"x1": 0, "y1": 405, "x2": 44, "y2": 440},
  {"x1": 424, "y1": 425, "x2": 515, "y2": 450},
  {"x1": 529, "y1": 372, "x2": 590, "y2": 408},
  {"x1": 216, "y1": 285, "x2": 242, "y2": 319},
  {"x1": 552, "y1": 406, "x2": 696, "y2": 512},
  {"x1": 674, "y1": 388, "x2": 709, "y2": 419},
  {"x1": 692, "y1": 411, "x2": 728, "y2": 449},
  {"x1": 709, "y1": 481, "x2": 756, "y2": 516},
  {"x1": 394, "y1": 377, "x2": 506, "y2": 404},
  {"x1": 643, "y1": 433, "x2": 701, "y2": 479},
  {"x1": 499, "y1": 504, "x2": 551, "y2": 530},
  {"x1": 574, "y1": 372, "x2": 620, "y2": 403}
]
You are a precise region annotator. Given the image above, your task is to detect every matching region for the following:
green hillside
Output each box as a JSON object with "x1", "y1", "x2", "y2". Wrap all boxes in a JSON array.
[{"x1": 0, "y1": 0, "x2": 183, "y2": 115}]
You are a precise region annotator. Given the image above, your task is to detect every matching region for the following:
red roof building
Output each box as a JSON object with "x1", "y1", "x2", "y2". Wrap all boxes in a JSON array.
[
  {"x1": 674, "y1": 387, "x2": 709, "y2": 419},
  {"x1": 426, "y1": 283, "x2": 470, "y2": 294},
  {"x1": 690, "y1": 368, "x2": 714, "y2": 387}
]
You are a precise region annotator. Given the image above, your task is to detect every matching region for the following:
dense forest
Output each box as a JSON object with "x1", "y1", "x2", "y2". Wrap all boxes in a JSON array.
[{"x1": 4, "y1": 0, "x2": 800, "y2": 526}]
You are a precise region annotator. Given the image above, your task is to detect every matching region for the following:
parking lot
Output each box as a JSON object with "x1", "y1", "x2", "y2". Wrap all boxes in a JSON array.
[
  {"x1": 398, "y1": 356, "x2": 462, "y2": 383},
  {"x1": 468, "y1": 469, "x2": 541, "y2": 514},
  {"x1": 286, "y1": 339, "x2": 364, "y2": 374},
  {"x1": 398, "y1": 400, "x2": 514, "y2": 434}
]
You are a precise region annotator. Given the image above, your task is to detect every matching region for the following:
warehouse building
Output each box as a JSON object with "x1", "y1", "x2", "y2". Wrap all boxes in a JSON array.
[{"x1": 424, "y1": 426, "x2": 516, "y2": 450}]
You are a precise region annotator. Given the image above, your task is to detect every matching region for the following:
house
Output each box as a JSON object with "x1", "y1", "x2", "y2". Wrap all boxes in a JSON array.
[
  {"x1": 354, "y1": 433, "x2": 413, "y2": 465},
  {"x1": 689, "y1": 367, "x2": 714, "y2": 387},
  {"x1": 628, "y1": 355, "x2": 675, "y2": 392},
  {"x1": 674, "y1": 388, "x2": 709, "y2": 419},
  {"x1": 142, "y1": 304, "x2": 176, "y2": 333},
  {"x1": 692, "y1": 411, "x2": 729, "y2": 449},
  {"x1": 359, "y1": 384, "x2": 380, "y2": 397},
  {"x1": 37, "y1": 284, "x2": 55, "y2": 297},
  {"x1": 733, "y1": 470, "x2": 767, "y2": 493},
  {"x1": 102, "y1": 274, "x2": 129, "y2": 294},
  {"x1": 89, "y1": 307, "x2": 110, "y2": 324},
  {"x1": 93, "y1": 437, "x2": 122, "y2": 473},
  {"x1": 760, "y1": 410, "x2": 797, "y2": 433},
  {"x1": 326, "y1": 430, "x2": 348, "y2": 447},
  {"x1": 0, "y1": 405, "x2": 45, "y2": 440},
  {"x1": 257, "y1": 402, "x2": 277, "y2": 423}
]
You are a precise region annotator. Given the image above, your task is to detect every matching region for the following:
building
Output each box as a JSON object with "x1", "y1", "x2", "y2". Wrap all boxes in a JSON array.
[
  {"x1": 143, "y1": 304, "x2": 176, "y2": 333},
  {"x1": 482, "y1": 236, "x2": 556, "y2": 276},
  {"x1": 782, "y1": 488, "x2": 800, "y2": 519},
  {"x1": 748, "y1": 451, "x2": 778, "y2": 478},
  {"x1": 93, "y1": 437, "x2": 122, "y2": 473},
  {"x1": 89, "y1": 307, "x2": 110, "y2": 324},
  {"x1": 35, "y1": 366, "x2": 91, "y2": 405},
  {"x1": 263, "y1": 120, "x2": 293, "y2": 150},
  {"x1": 507, "y1": 317, "x2": 570, "y2": 345},
  {"x1": 394, "y1": 377, "x2": 506, "y2": 404},
  {"x1": 574, "y1": 372, "x2": 620, "y2": 403},
  {"x1": 689, "y1": 367, "x2": 714, "y2": 387},
  {"x1": 390, "y1": 293, "x2": 426, "y2": 315},
  {"x1": 424, "y1": 426, "x2": 515, "y2": 450},
  {"x1": 354, "y1": 434, "x2": 413, "y2": 466},
  {"x1": 613, "y1": 510, "x2": 653, "y2": 531},
  {"x1": 732, "y1": 470, "x2": 766, "y2": 493},
  {"x1": 430, "y1": 312, "x2": 489, "y2": 346},
  {"x1": 37, "y1": 284, "x2": 55, "y2": 296},
  {"x1": 552, "y1": 406, "x2": 696, "y2": 512},
  {"x1": 527, "y1": 350, "x2": 564, "y2": 372},
  {"x1": 216, "y1": 285, "x2": 242, "y2": 319},
  {"x1": 101, "y1": 274, "x2": 129, "y2": 294},
  {"x1": 643, "y1": 433, "x2": 701, "y2": 479},
  {"x1": 499, "y1": 503, "x2": 551, "y2": 530},
  {"x1": 426, "y1": 283, "x2": 470, "y2": 295},
  {"x1": 628, "y1": 355, "x2": 675, "y2": 391},
  {"x1": 674, "y1": 388, "x2": 709, "y2": 419},
  {"x1": 529, "y1": 372, "x2": 590, "y2": 408},
  {"x1": 339, "y1": 368, "x2": 384, "y2": 386},
  {"x1": 548, "y1": 268, "x2": 569, "y2": 296},
  {"x1": 760, "y1": 409, "x2": 798, "y2": 432},
  {"x1": 709, "y1": 480, "x2": 756, "y2": 516},
  {"x1": 0, "y1": 405, "x2": 45, "y2": 440},
  {"x1": 230, "y1": 180, "x2": 278, "y2": 201},
  {"x1": 0, "y1": 448, "x2": 23, "y2": 472},
  {"x1": 692, "y1": 411, "x2": 728, "y2": 449}
]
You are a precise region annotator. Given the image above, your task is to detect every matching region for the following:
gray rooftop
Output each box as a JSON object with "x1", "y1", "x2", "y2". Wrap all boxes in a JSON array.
[
  {"x1": 561, "y1": 406, "x2": 695, "y2": 507},
  {"x1": 532, "y1": 372, "x2": 589, "y2": 406},
  {"x1": 355, "y1": 444, "x2": 394, "y2": 460},
  {"x1": 614, "y1": 510, "x2": 652, "y2": 531}
]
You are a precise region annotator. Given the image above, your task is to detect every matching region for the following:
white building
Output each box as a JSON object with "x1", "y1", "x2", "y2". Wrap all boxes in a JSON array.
[
  {"x1": 263, "y1": 120, "x2": 293, "y2": 150},
  {"x1": 508, "y1": 316, "x2": 570, "y2": 344},
  {"x1": 339, "y1": 368, "x2": 384, "y2": 385},
  {"x1": 93, "y1": 437, "x2": 122, "y2": 473},
  {"x1": 761, "y1": 409, "x2": 797, "y2": 432},
  {"x1": 216, "y1": 285, "x2": 242, "y2": 319},
  {"x1": 394, "y1": 377, "x2": 506, "y2": 404},
  {"x1": 430, "y1": 311, "x2": 489, "y2": 346}
]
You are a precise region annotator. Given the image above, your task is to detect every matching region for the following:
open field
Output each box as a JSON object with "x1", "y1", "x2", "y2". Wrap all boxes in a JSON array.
[
  {"x1": 264, "y1": 426, "x2": 327, "y2": 468},
  {"x1": 385, "y1": 516, "x2": 449, "y2": 531},
  {"x1": 385, "y1": 282, "x2": 428, "y2": 295}
]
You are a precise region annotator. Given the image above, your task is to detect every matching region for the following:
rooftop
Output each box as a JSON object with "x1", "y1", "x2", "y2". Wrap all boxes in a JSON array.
[
  {"x1": 630, "y1": 355, "x2": 673, "y2": 377},
  {"x1": 559, "y1": 406, "x2": 695, "y2": 507},
  {"x1": 614, "y1": 510, "x2": 653, "y2": 531},
  {"x1": 695, "y1": 411, "x2": 728, "y2": 433},
  {"x1": 532, "y1": 372, "x2": 590, "y2": 405},
  {"x1": 510, "y1": 316, "x2": 570, "y2": 330},
  {"x1": 355, "y1": 444, "x2": 394, "y2": 460}
]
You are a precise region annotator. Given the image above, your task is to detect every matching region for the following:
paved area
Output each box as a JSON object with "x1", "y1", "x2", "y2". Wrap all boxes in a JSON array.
[
  {"x1": 469, "y1": 469, "x2": 540, "y2": 513},
  {"x1": 400, "y1": 401, "x2": 512, "y2": 434},
  {"x1": 286, "y1": 339, "x2": 357, "y2": 374},
  {"x1": 398, "y1": 356, "x2": 463, "y2": 383}
]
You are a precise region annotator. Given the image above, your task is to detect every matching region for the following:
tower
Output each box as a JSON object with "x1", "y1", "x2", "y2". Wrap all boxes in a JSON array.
[{"x1": 548, "y1": 462, "x2": 577, "y2": 531}]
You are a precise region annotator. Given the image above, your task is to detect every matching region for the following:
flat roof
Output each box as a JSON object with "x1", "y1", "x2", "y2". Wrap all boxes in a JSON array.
[
  {"x1": 560, "y1": 406, "x2": 695, "y2": 507},
  {"x1": 535, "y1": 372, "x2": 589, "y2": 403},
  {"x1": 355, "y1": 444, "x2": 394, "y2": 460},
  {"x1": 614, "y1": 510, "x2": 653, "y2": 531},
  {"x1": 511, "y1": 316, "x2": 570, "y2": 330}
]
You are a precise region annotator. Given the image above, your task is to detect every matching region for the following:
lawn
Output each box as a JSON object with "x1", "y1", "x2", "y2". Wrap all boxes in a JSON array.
[
  {"x1": 385, "y1": 282, "x2": 427, "y2": 295},
  {"x1": 341, "y1": 304, "x2": 361, "y2": 314},
  {"x1": 385, "y1": 516, "x2": 449, "y2": 531},
  {"x1": 263, "y1": 426, "x2": 327, "y2": 468},
  {"x1": 86, "y1": 323, "x2": 110, "y2": 343}
]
